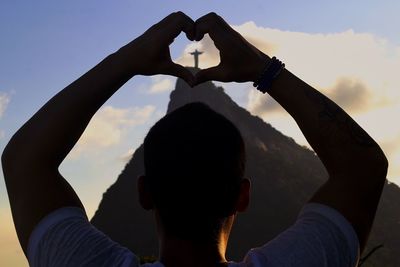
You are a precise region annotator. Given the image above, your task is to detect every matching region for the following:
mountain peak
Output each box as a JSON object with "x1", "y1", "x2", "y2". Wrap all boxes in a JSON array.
[{"x1": 168, "y1": 72, "x2": 229, "y2": 113}]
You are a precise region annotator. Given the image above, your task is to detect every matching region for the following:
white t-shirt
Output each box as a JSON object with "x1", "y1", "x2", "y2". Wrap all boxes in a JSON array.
[{"x1": 27, "y1": 203, "x2": 359, "y2": 267}]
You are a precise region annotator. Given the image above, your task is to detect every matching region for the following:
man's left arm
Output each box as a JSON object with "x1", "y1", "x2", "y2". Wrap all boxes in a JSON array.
[{"x1": 1, "y1": 11, "x2": 195, "y2": 256}]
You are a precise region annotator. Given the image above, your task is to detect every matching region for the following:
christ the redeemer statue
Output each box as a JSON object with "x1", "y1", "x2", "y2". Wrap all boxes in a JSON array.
[{"x1": 190, "y1": 49, "x2": 203, "y2": 68}]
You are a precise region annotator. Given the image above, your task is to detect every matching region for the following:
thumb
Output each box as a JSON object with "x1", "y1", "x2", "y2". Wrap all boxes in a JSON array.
[
  {"x1": 164, "y1": 63, "x2": 195, "y2": 87},
  {"x1": 193, "y1": 65, "x2": 226, "y2": 86}
]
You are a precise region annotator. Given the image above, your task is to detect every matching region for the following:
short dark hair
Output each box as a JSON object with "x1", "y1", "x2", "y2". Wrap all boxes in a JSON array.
[{"x1": 143, "y1": 102, "x2": 246, "y2": 241}]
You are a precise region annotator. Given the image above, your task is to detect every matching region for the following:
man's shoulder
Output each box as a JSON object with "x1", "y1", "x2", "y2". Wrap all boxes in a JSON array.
[
  {"x1": 242, "y1": 203, "x2": 360, "y2": 267},
  {"x1": 28, "y1": 206, "x2": 139, "y2": 267}
]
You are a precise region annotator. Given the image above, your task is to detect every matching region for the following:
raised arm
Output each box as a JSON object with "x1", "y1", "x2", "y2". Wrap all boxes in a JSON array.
[
  {"x1": 263, "y1": 67, "x2": 387, "y2": 252},
  {"x1": 1, "y1": 12, "x2": 195, "y2": 255},
  {"x1": 193, "y1": 13, "x2": 388, "y2": 253}
]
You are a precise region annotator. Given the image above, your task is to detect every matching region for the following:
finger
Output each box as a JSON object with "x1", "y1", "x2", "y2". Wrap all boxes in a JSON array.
[
  {"x1": 193, "y1": 65, "x2": 226, "y2": 86},
  {"x1": 163, "y1": 63, "x2": 195, "y2": 87},
  {"x1": 194, "y1": 12, "x2": 230, "y2": 43},
  {"x1": 163, "y1": 11, "x2": 196, "y2": 42},
  {"x1": 194, "y1": 12, "x2": 219, "y2": 41},
  {"x1": 178, "y1": 12, "x2": 196, "y2": 41}
]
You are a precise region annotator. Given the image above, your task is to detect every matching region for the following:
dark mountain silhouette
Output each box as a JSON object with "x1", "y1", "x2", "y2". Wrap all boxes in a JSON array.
[{"x1": 91, "y1": 68, "x2": 400, "y2": 266}]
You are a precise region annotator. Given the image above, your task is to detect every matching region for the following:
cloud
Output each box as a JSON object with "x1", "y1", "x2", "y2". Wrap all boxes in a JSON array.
[
  {"x1": 326, "y1": 77, "x2": 371, "y2": 112},
  {"x1": 247, "y1": 88, "x2": 283, "y2": 116},
  {"x1": 235, "y1": 22, "x2": 400, "y2": 91},
  {"x1": 235, "y1": 23, "x2": 400, "y2": 119},
  {"x1": 0, "y1": 92, "x2": 10, "y2": 119},
  {"x1": 247, "y1": 76, "x2": 378, "y2": 116},
  {"x1": 0, "y1": 92, "x2": 11, "y2": 139},
  {"x1": 69, "y1": 105, "x2": 156, "y2": 158},
  {"x1": 148, "y1": 76, "x2": 174, "y2": 94},
  {"x1": 235, "y1": 22, "x2": 399, "y2": 114}
]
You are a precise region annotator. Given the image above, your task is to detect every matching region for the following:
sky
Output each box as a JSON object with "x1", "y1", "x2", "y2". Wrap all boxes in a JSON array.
[{"x1": 1, "y1": 1, "x2": 399, "y2": 266}]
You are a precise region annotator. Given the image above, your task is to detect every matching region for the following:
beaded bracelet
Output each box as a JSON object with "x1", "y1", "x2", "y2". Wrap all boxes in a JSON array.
[{"x1": 253, "y1": 56, "x2": 285, "y2": 94}]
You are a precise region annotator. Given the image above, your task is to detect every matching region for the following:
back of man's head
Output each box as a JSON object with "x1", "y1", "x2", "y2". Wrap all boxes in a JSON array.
[{"x1": 143, "y1": 102, "x2": 246, "y2": 241}]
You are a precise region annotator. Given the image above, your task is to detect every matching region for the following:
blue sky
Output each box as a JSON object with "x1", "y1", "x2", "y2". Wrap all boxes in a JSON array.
[{"x1": 1, "y1": 1, "x2": 399, "y2": 266}]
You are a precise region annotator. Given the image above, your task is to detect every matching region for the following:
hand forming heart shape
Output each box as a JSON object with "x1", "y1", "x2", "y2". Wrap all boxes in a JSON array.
[
  {"x1": 118, "y1": 12, "x2": 269, "y2": 87},
  {"x1": 192, "y1": 13, "x2": 269, "y2": 86}
]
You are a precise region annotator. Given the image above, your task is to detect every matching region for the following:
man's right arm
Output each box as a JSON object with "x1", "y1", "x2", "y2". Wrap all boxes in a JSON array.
[{"x1": 192, "y1": 12, "x2": 388, "y2": 254}]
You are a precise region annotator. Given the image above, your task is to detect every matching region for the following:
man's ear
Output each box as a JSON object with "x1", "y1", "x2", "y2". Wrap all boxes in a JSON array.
[
  {"x1": 137, "y1": 175, "x2": 154, "y2": 210},
  {"x1": 236, "y1": 178, "x2": 251, "y2": 212}
]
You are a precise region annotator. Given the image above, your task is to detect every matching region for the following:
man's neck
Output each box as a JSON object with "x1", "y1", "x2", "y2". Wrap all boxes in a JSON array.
[
  {"x1": 154, "y1": 211, "x2": 236, "y2": 267},
  {"x1": 158, "y1": 236, "x2": 229, "y2": 267}
]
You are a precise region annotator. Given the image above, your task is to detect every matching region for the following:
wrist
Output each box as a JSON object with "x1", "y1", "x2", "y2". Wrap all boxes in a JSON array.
[
  {"x1": 111, "y1": 45, "x2": 140, "y2": 78},
  {"x1": 250, "y1": 54, "x2": 271, "y2": 83},
  {"x1": 253, "y1": 56, "x2": 285, "y2": 94}
]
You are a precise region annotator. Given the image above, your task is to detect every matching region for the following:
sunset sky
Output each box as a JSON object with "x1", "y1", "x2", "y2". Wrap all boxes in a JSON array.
[{"x1": 1, "y1": 1, "x2": 399, "y2": 266}]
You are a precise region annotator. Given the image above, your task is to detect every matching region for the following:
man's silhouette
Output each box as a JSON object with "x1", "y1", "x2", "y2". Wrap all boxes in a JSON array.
[{"x1": 2, "y1": 12, "x2": 388, "y2": 267}]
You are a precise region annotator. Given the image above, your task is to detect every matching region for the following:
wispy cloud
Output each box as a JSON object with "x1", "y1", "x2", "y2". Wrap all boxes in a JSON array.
[
  {"x1": 0, "y1": 92, "x2": 10, "y2": 119},
  {"x1": 327, "y1": 77, "x2": 371, "y2": 112},
  {"x1": 69, "y1": 105, "x2": 156, "y2": 158},
  {"x1": 148, "y1": 76, "x2": 174, "y2": 94},
  {"x1": 247, "y1": 76, "x2": 386, "y2": 116},
  {"x1": 0, "y1": 92, "x2": 11, "y2": 139}
]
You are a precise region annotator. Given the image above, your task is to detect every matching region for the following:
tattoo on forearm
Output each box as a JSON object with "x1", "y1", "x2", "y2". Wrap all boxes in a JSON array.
[{"x1": 303, "y1": 87, "x2": 375, "y2": 147}]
